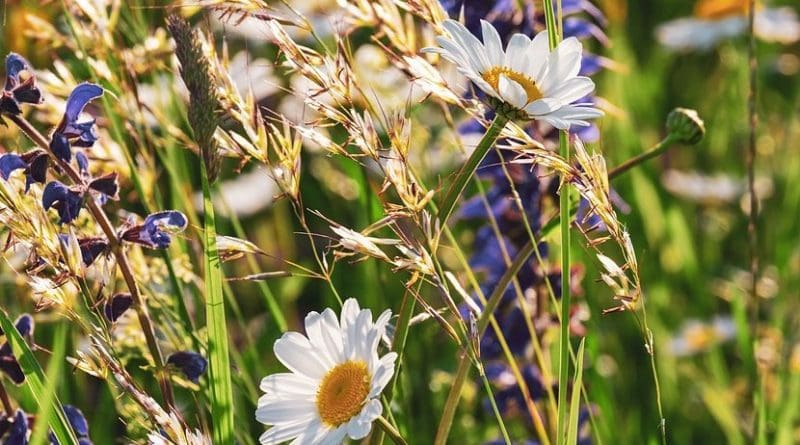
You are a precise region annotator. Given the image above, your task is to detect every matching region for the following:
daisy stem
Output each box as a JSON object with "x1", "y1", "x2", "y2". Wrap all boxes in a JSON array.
[
  {"x1": 540, "y1": 0, "x2": 573, "y2": 441},
  {"x1": 437, "y1": 114, "x2": 508, "y2": 228},
  {"x1": 376, "y1": 415, "x2": 408, "y2": 445},
  {"x1": 5, "y1": 113, "x2": 175, "y2": 410},
  {"x1": 556, "y1": 131, "x2": 571, "y2": 445}
]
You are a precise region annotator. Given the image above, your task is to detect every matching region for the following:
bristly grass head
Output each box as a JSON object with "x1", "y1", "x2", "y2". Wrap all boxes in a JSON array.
[{"x1": 167, "y1": 15, "x2": 223, "y2": 182}]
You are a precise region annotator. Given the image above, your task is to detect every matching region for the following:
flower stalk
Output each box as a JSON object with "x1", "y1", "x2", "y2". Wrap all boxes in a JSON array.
[{"x1": 437, "y1": 114, "x2": 508, "y2": 228}]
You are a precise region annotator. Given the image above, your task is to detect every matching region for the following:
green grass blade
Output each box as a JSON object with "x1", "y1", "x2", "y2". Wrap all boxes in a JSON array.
[
  {"x1": 566, "y1": 339, "x2": 586, "y2": 445},
  {"x1": 0, "y1": 311, "x2": 78, "y2": 445},
  {"x1": 30, "y1": 322, "x2": 69, "y2": 445},
  {"x1": 201, "y1": 165, "x2": 235, "y2": 445}
]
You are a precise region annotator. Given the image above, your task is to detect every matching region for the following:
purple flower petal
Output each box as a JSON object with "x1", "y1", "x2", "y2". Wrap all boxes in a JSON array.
[
  {"x1": 50, "y1": 132, "x2": 72, "y2": 163},
  {"x1": 78, "y1": 237, "x2": 107, "y2": 266},
  {"x1": 62, "y1": 405, "x2": 89, "y2": 437},
  {"x1": 88, "y1": 172, "x2": 119, "y2": 201},
  {"x1": 104, "y1": 293, "x2": 133, "y2": 322},
  {"x1": 76, "y1": 151, "x2": 89, "y2": 176},
  {"x1": 167, "y1": 351, "x2": 208, "y2": 383},
  {"x1": 61, "y1": 83, "x2": 103, "y2": 126},
  {"x1": 14, "y1": 314, "x2": 33, "y2": 338},
  {"x1": 5, "y1": 410, "x2": 28, "y2": 444},
  {"x1": 42, "y1": 181, "x2": 84, "y2": 224},
  {"x1": 0, "y1": 154, "x2": 26, "y2": 180}
]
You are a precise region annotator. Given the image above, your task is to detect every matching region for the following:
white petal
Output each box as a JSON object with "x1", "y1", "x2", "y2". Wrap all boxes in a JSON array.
[
  {"x1": 431, "y1": 38, "x2": 471, "y2": 68},
  {"x1": 369, "y1": 352, "x2": 398, "y2": 397},
  {"x1": 256, "y1": 398, "x2": 316, "y2": 424},
  {"x1": 260, "y1": 373, "x2": 317, "y2": 397},
  {"x1": 305, "y1": 309, "x2": 344, "y2": 365},
  {"x1": 304, "y1": 312, "x2": 335, "y2": 367},
  {"x1": 274, "y1": 332, "x2": 328, "y2": 380},
  {"x1": 538, "y1": 104, "x2": 604, "y2": 130},
  {"x1": 504, "y1": 34, "x2": 532, "y2": 74},
  {"x1": 351, "y1": 309, "x2": 373, "y2": 360},
  {"x1": 443, "y1": 19, "x2": 490, "y2": 73},
  {"x1": 548, "y1": 76, "x2": 595, "y2": 104},
  {"x1": 527, "y1": 31, "x2": 551, "y2": 81},
  {"x1": 537, "y1": 37, "x2": 583, "y2": 94},
  {"x1": 317, "y1": 426, "x2": 348, "y2": 445},
  {"x1": 367, "y1": 310, "x2": 392, "y2": 355},
  {"x1": 347, "y1": 399, "x2": 383, "y2": 440},
  {"x1": 259, "y1": 419, "x2": 312, "y2": 445},
  {"x1": 463, "y1": 72, "x2": 499, "y2": 98},
  {"x1": 287, "y1": 420, "x2": 326, "y2": 445},
  {"x1": 480, "y1": 20, "x2": 504, "y2": 66},
  {"x1": 523, "y1": 97, "x2": 562, "y2": 116},
  {"x1": 498, "y1": 75, "x2": 528, "y2": 109}
]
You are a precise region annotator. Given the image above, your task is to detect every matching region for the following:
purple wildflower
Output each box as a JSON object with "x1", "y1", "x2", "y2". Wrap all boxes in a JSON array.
[
  {"x1": 121, "y1": 211, "x2": 188, "y2": 249},
  {"x1": 50, "y1": 83, "x2": 103, "y2": 162},
  {"x1": 0, "y1": 53, "x2": 43, "y2": 115}
]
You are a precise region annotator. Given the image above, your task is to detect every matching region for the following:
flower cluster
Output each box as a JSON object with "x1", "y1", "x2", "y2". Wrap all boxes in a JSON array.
[{"x1": 0, "y1": 52, "x2": 201, "y2": 443}]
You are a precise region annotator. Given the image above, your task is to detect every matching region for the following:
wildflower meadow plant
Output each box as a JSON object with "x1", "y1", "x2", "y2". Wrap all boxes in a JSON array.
[{"x1": 0, "y1": 0, "x2": 794, "y2": 444}]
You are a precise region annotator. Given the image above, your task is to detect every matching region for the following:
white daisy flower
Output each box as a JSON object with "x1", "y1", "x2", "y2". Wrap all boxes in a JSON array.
[
  {"x1": 423, "y1": 19, "x2": 602, "y2": 130},
  {"x1": 257, "y1": 298, "x2": 398, "y2": 445},
  {"x1": 656, "y1": 0, "x2": 800, "y2": 51}
]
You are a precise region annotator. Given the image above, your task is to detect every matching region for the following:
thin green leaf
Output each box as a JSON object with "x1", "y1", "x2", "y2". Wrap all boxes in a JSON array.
[
  {"x1": 0, "y1": 311, "x2": 78, "y2": 445},
  {"x1": 566, "y1": 339, "x2": 586, "y2": 445},
  {"x1": 202, "y1": 164, "x2": 235, "y2": 445},
  {"x1": 30, "y1": 322, "x2": 69, "y2": 445}
]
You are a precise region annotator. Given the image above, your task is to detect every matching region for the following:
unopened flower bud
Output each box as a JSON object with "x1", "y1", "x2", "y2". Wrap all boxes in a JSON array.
[{"x1": 666, "y1": 108, "x2": 705, "y2": 145}]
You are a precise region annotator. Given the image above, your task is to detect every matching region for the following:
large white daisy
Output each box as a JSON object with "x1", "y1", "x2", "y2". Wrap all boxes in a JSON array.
[
  {"x1": 423, "y1": 19, "x2": 603, "y2": 130},
  {"x1": 257, "y1": 298, "x2": 397, "y2": 445}
]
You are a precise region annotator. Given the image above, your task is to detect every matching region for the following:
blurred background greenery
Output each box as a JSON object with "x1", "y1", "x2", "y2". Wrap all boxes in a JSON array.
[{"x1": 0, "y1": 0, "x2": 798, "y2": 444}]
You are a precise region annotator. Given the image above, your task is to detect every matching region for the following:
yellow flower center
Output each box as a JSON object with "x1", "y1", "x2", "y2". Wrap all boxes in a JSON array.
[
  {"x1": 694, "y1": 0, "x2": 750, "y2": 20},
  {"x1": 481, "y1": 66, "x2": 543, "y2": 104},
  {"x1": 316, "y1": 360, "x2": 371, "y2": 426}
]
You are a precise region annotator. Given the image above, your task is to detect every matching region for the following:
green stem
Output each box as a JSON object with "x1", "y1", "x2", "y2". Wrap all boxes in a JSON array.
[
  {"x1": 608, "y1": 135, "x2": 677, "y2": 180},
  {"x1": 540, "y1": 1, "x2": 572, "y2": 441},
  {"x1": 369, "y1": 288, "x2": 416, "y2": 445},
  {"x1": 437, "y1": 115, "x2": 508, "y2": 228},
  {"x1": 556, "y1": 132, "x2": 571, "y2": 445}
]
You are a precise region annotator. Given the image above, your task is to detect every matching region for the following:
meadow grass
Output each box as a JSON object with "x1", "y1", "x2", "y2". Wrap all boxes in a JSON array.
[{"x1": 0, "y1": 0, "x2": 796, "y2": 444}]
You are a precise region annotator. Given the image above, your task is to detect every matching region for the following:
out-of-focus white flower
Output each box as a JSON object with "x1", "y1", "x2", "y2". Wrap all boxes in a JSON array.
[
  {"x1": 192, "y1": 168, "x2": 278, "y2": 217},
  {"x1": 226, "y1": 51, "x2": 279, "y2": 103},
  {"x1": 656, "y1": 0, "x2": 800, "y2": 51},
  {"x1": 257, "y1": 299, "x2": 397, "y2": 444},
  {"x1": 670, "y1": 316, "x2": 736, "y2": 356},
  {"x1": 423, "y1": 19, "x2": 602, "y2": 129},
  {"x1": 662, "y1": 169, "x2": 773, "y2": 205},
  {"x1": 352, "y1": 45, "x2": 424, "y2": 110}
]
